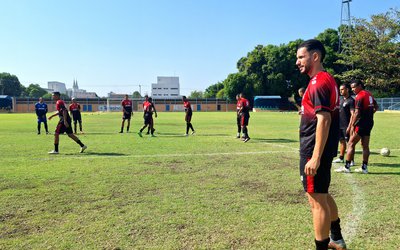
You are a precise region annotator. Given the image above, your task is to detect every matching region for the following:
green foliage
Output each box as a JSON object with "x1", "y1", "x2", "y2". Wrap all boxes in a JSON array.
[
  {"x1": 132, "y1": 91, "x2": 142, "y2": 98},
  {"x1": 188, "y1": 90, "x2": 204, "y2": 99},
  {"x1": 204, "y1": 82, "x2": 224, "y2": 98},
  {"x1": 0, "y1": 72, "x2": 23, "y2": 96},
  {"x1": 23, "y1": 84, "x2": 48, "y2": 98}
]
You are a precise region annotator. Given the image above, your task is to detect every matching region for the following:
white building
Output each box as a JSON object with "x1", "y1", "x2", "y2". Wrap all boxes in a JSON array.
[
  {"x1": 67, "y1": 79, "x2": 98, "y2": 98},
  {"x1": 48, "y1": 81, "x2": 67, "y2": 94},
  {"x1": 151, "y1": 76, "x2": 180, "y2": 99}
]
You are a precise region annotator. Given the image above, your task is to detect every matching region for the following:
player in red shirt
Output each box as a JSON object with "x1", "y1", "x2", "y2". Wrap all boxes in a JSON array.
[
  {"x1": 336, "y1": 79, "x2": 378, "y2": 174},
  {"x1": 235, "y1": 94, "x2": 242, "y2": 138},
  {"x1": 48, "y1": 92, "x2": 87, "y2": 154},
  {"x1": 297, "y1": 39, "x2": 346, "y2": 250},
  {"x1": 69, "y1": 98, "x2": 83, "y2": 134},
  {"x1": 120, "y1": 94, "x2": 133, "y2": 133},
  {"x1": 182, "y1": 96, "x2": 195, "y2": 136},
  {"x1": 138, "y1": 97, "x2": 157, "y2": 137},
  {"x1": 238, "y1": 93, "x2": 250, "y2": 142}
]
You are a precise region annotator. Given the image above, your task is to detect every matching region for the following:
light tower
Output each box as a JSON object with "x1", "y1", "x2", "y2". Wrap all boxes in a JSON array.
[{"x1": 338, "y1": 0, "x2": 352, "y2": 58}]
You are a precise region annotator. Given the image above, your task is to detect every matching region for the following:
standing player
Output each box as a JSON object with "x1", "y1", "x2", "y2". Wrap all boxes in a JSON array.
[
  {"x1": 182, "y1": 96, "x2": 195, "y2": 136},
  {"x1": 235, "y1": 94, "x2": 242, "y2": 138},
  {"x1": 238, "y1": 93, "x2": 250, "y2": 142},
  {"x1": 296, "y1": 39, "x2": 346, "y2": 250},
  {"x1": 120, "y1": 94, "x2": 133, "y2": 133},
  {"x1": 138, "y1": 97, "x2": 157, "y2": 137},
  {"x1": 336, "y1": 79, "x2": 378, "y2": 174},
  {"x1": 69, "y1": 98, "x2": 83, "y2": 134},
  {"x1": 332, "y1": 83, "x2": 355, "y2": 164},
  {"x1": 48, "y1": 92, "x2": 87, "y2": 154},
  {"x1": 35, "y1": 97, "x2": 49, "y2": 134},
  {"x1": 143, "y1": 95, "x2": 151, "y2": 135}
]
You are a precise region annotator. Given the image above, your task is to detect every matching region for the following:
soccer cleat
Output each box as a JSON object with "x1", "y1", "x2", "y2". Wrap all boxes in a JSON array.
[
  {"x1": 328, "y1": 238, "x2": 347, "y2": 250},
  {"x1": 138, "y1": 132, "x2": 143, "y2": 137},
  {"x1": 80, "y1": 145, "x2": 87, "y2": 153},
  {"x1": 236, "y1": 135, "x2": 240, "y2": 139},
  {"x1": 332, "y1": 158, "x2": 344, "y2": 163},
  {"x1": 191, "y1": 130, "x2": 196, "y2": 135},
  {"x1": 350, "y1": 160, "x2": 355, "y2": 167},
  {"x1": 151, "y1": 134, "x2": 156, "y2": 137},
  {"x1": 184, "y1": 134, "x2": 189, "y2": 136},
  {"x1": 46, "y1": 132, "x2": 50, "y2": 134},
  {"x1": 119, "y1": 131, "x2": 123, "y2": 133},
  {"x1": 48, "y1": 150, "x2": 59, "y2": 154},
  {"x1": 354, "y1": 167, "x2": 368, "y2": 174},
  {"x1": 334, "y1": 166, "x2": 351, "y2": 173},
  {"x1": 244, "y1": 137, "x2": 250, "y2": 143}
]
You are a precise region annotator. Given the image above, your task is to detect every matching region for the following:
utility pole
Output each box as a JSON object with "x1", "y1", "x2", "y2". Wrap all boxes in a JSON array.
[{"x1": 339, "y1": 0, "x2": 353, "y2": 68}]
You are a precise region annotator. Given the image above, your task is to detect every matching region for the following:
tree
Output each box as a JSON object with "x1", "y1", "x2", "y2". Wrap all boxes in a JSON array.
[
  {"x1": 188, "y1": 90, "x2": 204, "y2": 99},
  {"x1": 0, "y1": 72, "x2": 23, "y2": 96},
  {"x1": 204, "y1": 82, "x2": 224, "y2": 98},
  {"x1": 337, "y1": 9, "x2": 400, "y2": 97},
  {"x1": 132, "y1": 91, "x2": 142, "y2": 98},
  {"x1": 24, "y1": 84, "x2": 48, "y2": 98}
]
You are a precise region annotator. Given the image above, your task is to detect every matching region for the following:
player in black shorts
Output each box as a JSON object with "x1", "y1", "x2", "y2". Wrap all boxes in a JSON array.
[
  {"x1": 120, "y1": 95, "x2": 133, "y2": 133},
  {"x1": 138, "y1": 97, "x2": 157, "y2": 137},
  {"x1": 297, "y1": 39, "x2": 346, "y2": 250},
  {"x1": 332, "y1": 83, "x2": 354, "y2": 164},
  {"x1": 69, "y1": 98, "x2": 83, "y2": 134}
]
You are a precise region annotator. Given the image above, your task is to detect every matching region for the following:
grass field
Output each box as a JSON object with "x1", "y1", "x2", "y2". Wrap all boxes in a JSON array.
[{"x1": 0, "y1": 111, "x2": 399, "y2": 249}]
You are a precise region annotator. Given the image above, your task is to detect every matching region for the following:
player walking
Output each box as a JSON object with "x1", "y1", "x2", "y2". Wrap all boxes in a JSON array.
[
  {"x1": 332, "y1": 84, "x2": 354, "y2": 164},
  {"x1": 335, "y1": 79, "x2": 378, "y2": 174},
  {"x1": 182, "y1": 96, "x2": 195, "y2": 136},
  {"x1": 138, "y1": 97, "x2": 157, "y2": 137},
  {"x1": 120, "y1": 94, "x2": 133, "y2": 133},
  {"x1": 48, "y1": 92, "x2": 87, "y2": 154},
  {"x1": 238, "y1": 93, "x2": 250, "y2": 142},
  {"x1": 35, "y1": 97, "x2": 49, "y2": 134},
  {"x1": 69, "y1": 98, "x2": 83, "y2": 134},
  {"x1": 235, "y1": 94, "x2": 242, "y2": 138},
  {"x1": 296, "y1": 39, "x2": 346, "y2": 250}
]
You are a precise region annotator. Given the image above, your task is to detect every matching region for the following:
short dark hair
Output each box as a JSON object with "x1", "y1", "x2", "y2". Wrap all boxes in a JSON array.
[
  {"x1": 340, "y1": 83, "x2": 351, "y2": 90},
  {"x1": 52, "y1": 91, "x2": 60, "y2": 96},
  {"x1": 182, "y1": 96, "x2": 187, "y2": 99},
  {"x1": 298, "y1": 87, "x2": 305, "y2": 93},
  {"x1": 351, "y1": 79, "x2": 364, "y2": 89},
  {"x1": 148, "y1": 97, "x2": 152, "y2": 102},
  {"x1": 298, "y1": 39, "x2": 326, "y2": 62}
]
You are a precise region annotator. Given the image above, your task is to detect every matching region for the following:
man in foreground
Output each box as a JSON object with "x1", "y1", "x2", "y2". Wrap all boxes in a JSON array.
[
  {"x1": 297, "y1": 39, "x2": 346, "y2": 250},
  {"x1": 48, "y1": 92, "x2": 87, "y2": 154}
]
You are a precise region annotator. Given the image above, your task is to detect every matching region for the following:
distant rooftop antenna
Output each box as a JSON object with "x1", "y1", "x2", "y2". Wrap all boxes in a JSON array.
[{"x1": 338, "y1": 0, "x2": 352, "y2": 63}]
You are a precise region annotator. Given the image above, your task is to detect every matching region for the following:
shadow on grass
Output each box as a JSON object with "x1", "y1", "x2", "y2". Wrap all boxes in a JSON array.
[
  {"x1": 80, "y1": 152, "x2": 126, "y2": 156},
  {"x1": 373, "y1": 162, "x2": 400, "y2": 168},
  {"x1": 156, "y1": 132, "x2": 229, "y2": 137},
  {"x1": 367, "y1": 172, "x2": 400, "y2": 176},
  {"x1": 251, "y1": 138, "x2": 297, "y2": 143}
]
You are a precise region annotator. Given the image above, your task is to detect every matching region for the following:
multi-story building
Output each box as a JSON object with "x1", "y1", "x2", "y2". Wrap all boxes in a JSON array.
[
  {"x1": 47, "y1": 81, "x2": 67, "y2": 94},
  {"x1": 151, "y1": 76, "x2": 180, "y2": 99}
]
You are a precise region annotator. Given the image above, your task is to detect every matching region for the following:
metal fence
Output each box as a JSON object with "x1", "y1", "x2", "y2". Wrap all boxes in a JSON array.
[{"x1": 376, "y1": 97, "x2": 400, "y2": 111}]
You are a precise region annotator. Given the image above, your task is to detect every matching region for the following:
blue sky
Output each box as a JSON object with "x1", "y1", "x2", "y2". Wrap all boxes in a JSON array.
[{"x1": 1, "y1": 0, "x2": 398, "y2": 97}]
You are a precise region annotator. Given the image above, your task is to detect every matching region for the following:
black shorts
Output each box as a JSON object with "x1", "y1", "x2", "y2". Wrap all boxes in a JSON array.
[
  {"x1": 123, "y1": 112, "x2": 132, "y2": 120},
  {"x1": 144, "y1": 114, "x2": 152, "y2": 125},
  {"x1": 185, "y1": 112, "x2": 192, "y2": 123},
  {"x1": 72, "y1": 113, "x2": 81, "y2": 122},
  {"x1": 300, "y1": 155, "x2": 333, "y2": 193},
  {"x1": 55, "y1": 122, "x2": 73, "y2": 135},
  {"x1": 355, "y1": 126, "x2": 372, "y2": 137},
  {"x1": 241, "y1": 113, "x2": 249, "y2": 126},
  {"x1": 339, "y1": 128, "x2": 349, "y2": 142}
]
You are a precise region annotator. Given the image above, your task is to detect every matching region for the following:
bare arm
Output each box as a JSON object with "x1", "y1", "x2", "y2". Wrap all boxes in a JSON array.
[
  {"x1": 304, "y1": 111, "x2": 331, "y2": 176},
  {"x1": 48, "y1": 112, "x2": 59, "y2": 120}
]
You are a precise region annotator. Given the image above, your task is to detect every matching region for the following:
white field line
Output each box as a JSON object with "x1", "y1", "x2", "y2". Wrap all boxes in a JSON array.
[{"x1": 332, "y1": 163, "x2": 366, "y2": 246}]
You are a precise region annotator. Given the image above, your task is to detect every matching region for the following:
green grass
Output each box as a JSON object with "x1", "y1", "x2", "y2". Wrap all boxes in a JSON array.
[{"x1": 0, "y1": 111, "x2": 399, "y2": 249}]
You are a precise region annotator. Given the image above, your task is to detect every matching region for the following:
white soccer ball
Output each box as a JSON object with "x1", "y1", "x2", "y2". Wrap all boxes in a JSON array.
[{"x1": 380, "y1": 148, "x2": 391, "y2": 157}]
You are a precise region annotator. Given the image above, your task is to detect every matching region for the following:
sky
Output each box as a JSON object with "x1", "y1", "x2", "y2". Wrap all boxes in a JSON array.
[{"x1": 1, "y1": 0, "x2": 398, "y2": 97}]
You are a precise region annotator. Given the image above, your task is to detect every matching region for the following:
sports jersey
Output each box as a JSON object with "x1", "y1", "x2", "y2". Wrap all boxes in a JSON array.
[
  {"x1": 69, "y1": 103, "x2": 81, "y2": 114},
  {"x1": 56, "y1": 100, "x2": 71, "y2": 123},
  {"x1": 35, "y1": 102, "x2": 48, "y2": 116},
  {"x1": 121, "y1": 99, "x2": 132, "y2": 113},
  {"x1": 300, "y1": 71, "x2": 339, "y2": 158},
  {"x1": 236, "y1": 99, "x2": 241, "y2": 113},
  {"x1": 143, "y1": 101, "x2": 154, "y2": 115},
  {"x1": 339, "y1": 96, "x2": 355, "y2": 129},
  {"x1": 240, "y1": 98, "x2": 250, "y2": 114},
  {"x1": 354, "y1": 90, "x2": 375, "y2": 128},
  {"x1": 183, "y1": 100, "x2": 192, "y2": 113}
]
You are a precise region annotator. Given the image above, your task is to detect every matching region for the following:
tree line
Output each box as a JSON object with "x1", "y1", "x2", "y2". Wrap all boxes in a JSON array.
[{"x1": 196, "y1": 9, "x2": 399, "y2": 100}]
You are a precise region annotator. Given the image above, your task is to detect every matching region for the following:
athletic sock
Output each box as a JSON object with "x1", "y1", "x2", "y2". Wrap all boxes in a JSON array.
[
  {"x1": 362, "y1": 161, "x2": 368, "y2": 170},
  {"x1": 330, "y1": 218, "x2": 343, "y2": 241},
  {"x1": 339, "y1": 155, "x2": 344, "y2": 160},
  {"x1": 315, "y1": 238, "x2": 329, "y2": 250},
  {"x1": 189, "y1": 123, "x2": 194, "y2": 132},
  {"x1": 76, "y1": 140, "x2": 84, "y2": 147},
  {"x1": 127, "y1": 126, "x2": 130, "y2": 132},
  {"x1": 345, "y1": 160, "x2": 351, "y2": 169},
  {"x1": 37, "y1": 123, "x2": 41, "y2": 134},
  {"x1": 54, "y1": 143, "x2": 59, "y2": 152},
  {"x1": 120, "y1": 127, "x2": 123, "y2": 132},
  {"x1": 186, "y1": 124, "x2": 189, "y2": 134},
  {"x1": 44, "y1": 123, "x2": 48, "y2": 132}
]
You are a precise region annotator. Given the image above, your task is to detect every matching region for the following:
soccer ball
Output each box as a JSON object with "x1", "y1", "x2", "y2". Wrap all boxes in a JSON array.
[{"x1": 380, "y1": 148, "x2": 391, "y2": 157}]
